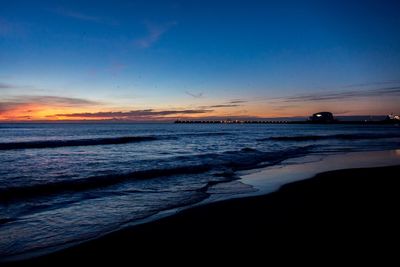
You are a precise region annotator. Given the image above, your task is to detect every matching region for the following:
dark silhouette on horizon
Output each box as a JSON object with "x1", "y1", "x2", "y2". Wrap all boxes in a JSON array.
[
  {"x1": 175, "y1": 112, "x2": 400, "y2": 124},
  {"x1": 309, "y1": 112, "x2": 336, "y2": 123}
]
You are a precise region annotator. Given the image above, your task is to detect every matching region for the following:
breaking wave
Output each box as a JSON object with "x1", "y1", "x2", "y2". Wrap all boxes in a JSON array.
[
  {"x1": 0, "y1": 136, "x2": 158, "y2": 150},
  {"x1": 260, "y1": 133, "x2": 400, "y2": 142},
  {"x1": 0, "y1": 145, "x2": 313, "y2": 201}
]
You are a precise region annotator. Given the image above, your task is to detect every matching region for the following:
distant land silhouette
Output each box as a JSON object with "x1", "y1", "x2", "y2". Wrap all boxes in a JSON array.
[{"x1": 175, "y1": 112, "x2": 400, "y2": 124}]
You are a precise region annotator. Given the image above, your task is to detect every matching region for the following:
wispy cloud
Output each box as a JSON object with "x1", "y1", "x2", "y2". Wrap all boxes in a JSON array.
[
  {"x1": 333, "y1": 110, "x2": 352, "y2": 115},
  {"x1": 50, "y1": 7, "x2": 103, "y2": 23},
  {"x1": 0, "y1": 95, "x2": 99, "y2": 113},
  {"x1": 208, "y1": 104, "x2": 240, "y2": 108},
  {"x1": 0, "y1": 102, "x2": 20, "y2": 114},
  {"x1": 0, "y1": 95, "x2": 100, "y2": 120},
  {"x1": 200, "y1": 104, "x2": 241, "y2": 108},
  {"x1": 279, "y1": 86, "x2": 400, "y2": 103},
  {"x1": 134, "y1": 21, "x2": 177, "y2": 48},
  {"x1": 0, "y1": 82, "x2": 20, "y2": 89},
  {"x1": 20, "y1": 96, "x2": 99, "y2": 106},
  {"x1": 342, "y1": 80, "x2": 400, "y2": 88},
  {"x1": 185, "y1": 91, "x2": 203, "y2": 98},
  {"x1": 54, "y1": 109, "x2": 212, "y2": 120},
  {"x1": 0, "y1": 82, "x2": 36, "y2": 91},
  {"x1": 229, "y1": 99, "x2": 248, "y2": 104}
]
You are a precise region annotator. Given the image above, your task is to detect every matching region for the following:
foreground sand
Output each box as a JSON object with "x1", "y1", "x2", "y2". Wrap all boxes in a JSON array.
[{"x1": 9, "y1": 165, "x2": 400, "y2": 264}]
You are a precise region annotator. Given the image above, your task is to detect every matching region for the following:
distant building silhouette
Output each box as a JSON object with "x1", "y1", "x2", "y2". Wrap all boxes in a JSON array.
[
  {"x1": 385, "y1": 114, "x2": 400, "y2": 121},
  {"x1": 309, "y1": 112, "x2": 335, "y2": 123}
]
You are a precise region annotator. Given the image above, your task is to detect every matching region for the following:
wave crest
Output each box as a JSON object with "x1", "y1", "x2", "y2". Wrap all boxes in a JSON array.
[
  {"x1": 0, "y1": 136, "x2": 158, "y2": 150},
  {"x1": 0, "y1": 146, "x2": 313, "y2": 202},
  {"x1": 259, "y1": 133, "x2": 400, "y2": 142}
]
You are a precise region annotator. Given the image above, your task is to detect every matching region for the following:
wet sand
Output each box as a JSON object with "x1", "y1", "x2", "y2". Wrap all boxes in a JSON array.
[{"x1": 8, "y1": 164, "x2": 399, "y2": 264}]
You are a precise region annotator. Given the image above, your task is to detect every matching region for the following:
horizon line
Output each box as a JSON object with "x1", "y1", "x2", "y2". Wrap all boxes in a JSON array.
[{"x1": 0, "y1": 114, "x2": 391, "y2": 123}]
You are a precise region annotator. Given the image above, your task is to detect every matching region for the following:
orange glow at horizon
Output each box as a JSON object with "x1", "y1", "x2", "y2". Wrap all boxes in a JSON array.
[
  {"x1": 0, "y1": 103, "x2": 309, "y2": 121},
  {"x1": 0, "y1": 104, "x2": 100, "y2": 121},
  {"x1": 0, "y1": 97, "x2": 398, "y2": 121}
]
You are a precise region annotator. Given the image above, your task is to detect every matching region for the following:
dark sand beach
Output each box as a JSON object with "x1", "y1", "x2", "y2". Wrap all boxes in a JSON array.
[{"x1": 6, "y1": 164, "x2": 398, "y2": 264}]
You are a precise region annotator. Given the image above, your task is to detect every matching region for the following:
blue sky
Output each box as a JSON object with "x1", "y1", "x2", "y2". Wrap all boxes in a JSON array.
[{"x1": 1, "y1": 0, "x2": 400, "y2": 120}]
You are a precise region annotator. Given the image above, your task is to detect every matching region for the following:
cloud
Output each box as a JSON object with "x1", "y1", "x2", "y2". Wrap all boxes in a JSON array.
[
  {"x1": 0, "y1": 82, "x2": 37, "y2": 91},
  {"x1": 198, "y1": 99, "x2": 247, "y2": 108},
  {"x1": 342, "y1": 80, "x2": 400, "y2": 88},
  {"x1": 0, "y1": 95, "x2": 101, "y2": 120},
  {"x1": 279, "y1": 86, "x2": 400, "y2": 103},
  {"x1": 0, "y1": 95, "x2": 99, "y2": 113},
  {"x1": 333, "y1": 110, "x2": 352, "y2": 115},
  {"x1": 50, "y1": 7, "x2": 102, "y2": 23},
  {"x1": 185, "y1": 91, "x2": 203, "y2": 98},
  {"x1": 202, "y1": 104, "x2": 241, "y2": 108},
  {"x1": 0, "y1": 82, "x2": 20, "y2": 89},
  {"x1": 20, "y1": 96, "x2": 99, "y2": 106},
  {"x1": 0, "y1": 102, "x2": 21, "y2": 114},
  {"x1": 134, "y1": 21, "x2": 177, "y2": 48},
  {"x1": 229, "y1": 99, "x2": 247, "y2": 104},
  {"x1": 198, "y1": 100, "x2": 246, "y2": 109},
  {"x1": 54, "y1": 109, "x2": 212, "y2": 119}
]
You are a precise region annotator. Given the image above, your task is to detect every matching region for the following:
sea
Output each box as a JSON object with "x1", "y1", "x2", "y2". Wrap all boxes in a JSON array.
[{"x1": 0, "y1": 123, "x2": 399, "y2": 259}]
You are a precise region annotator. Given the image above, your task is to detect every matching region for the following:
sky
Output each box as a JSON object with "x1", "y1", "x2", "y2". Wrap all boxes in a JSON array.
[{"x1": 1, "y1": 0, "x2": 400, "y2": 121}]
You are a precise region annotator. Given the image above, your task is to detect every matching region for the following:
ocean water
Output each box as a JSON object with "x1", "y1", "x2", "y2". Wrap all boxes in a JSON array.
[{"x1": 0, "y1": 123, "x2": 399, "y2": 259}]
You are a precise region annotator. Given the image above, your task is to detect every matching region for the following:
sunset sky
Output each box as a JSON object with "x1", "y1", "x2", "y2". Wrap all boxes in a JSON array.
[{"x1": 1, "y1": 0, "x2": 400, "y2": 121}]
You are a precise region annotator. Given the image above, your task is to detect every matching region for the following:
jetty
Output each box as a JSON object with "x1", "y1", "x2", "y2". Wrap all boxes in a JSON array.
[{"x1": 174, "y1": 112, "x2": 400, "y2": 125}]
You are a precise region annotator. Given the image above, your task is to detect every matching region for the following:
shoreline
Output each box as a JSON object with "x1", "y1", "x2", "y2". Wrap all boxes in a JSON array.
[
  {"x1": 240, "y1": 149, "x2": 400, "y2": 196},
  {"x1": 5, "y1": 161, "x2": 400, "y2": 264}
]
